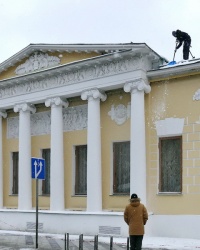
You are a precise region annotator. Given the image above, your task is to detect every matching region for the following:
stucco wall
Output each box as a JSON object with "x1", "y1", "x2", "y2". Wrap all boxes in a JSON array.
[{"x1": 147, "y1": 74, "x2": 200, "y2": 214}]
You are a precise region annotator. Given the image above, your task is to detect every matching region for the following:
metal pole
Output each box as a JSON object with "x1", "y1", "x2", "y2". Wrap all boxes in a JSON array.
[
  {"x1": 94, "y1": 235, "x2": 98, "y2": 250},
  {"x1": 67, "y1": 233, "x2": 69, "y2": 250},
  {"x1": 64, "y1": 233, "x2": 66, "y2": 250},
  {"x1": 79, "y1": 234, "x2": 83, "y2": 250},
  {"x1": 36, "y1": 178, "x2": 38, "y2": 249},
  {"x1": 189, "y1": 50, "x2": 195, "y2": 59},
  {"x1": 127, "y1": 237, "x2": 129, "y2": 250},
  {"x1": 110, "y1": 236, "x2": 113, "y2": 250}
]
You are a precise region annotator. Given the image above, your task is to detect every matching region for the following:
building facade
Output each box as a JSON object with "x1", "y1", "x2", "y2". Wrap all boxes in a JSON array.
[{"x1": 0, "y1": 43, "x2": 199, "y2": 239}]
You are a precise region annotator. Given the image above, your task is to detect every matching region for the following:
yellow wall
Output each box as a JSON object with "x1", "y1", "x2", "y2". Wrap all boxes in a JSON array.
[
  {"x1": 101, "y1": 90, "x2": 131, "y2": 211},
  {"x1": 147, "y1": 74, "x2": 200, "y2": 215}
]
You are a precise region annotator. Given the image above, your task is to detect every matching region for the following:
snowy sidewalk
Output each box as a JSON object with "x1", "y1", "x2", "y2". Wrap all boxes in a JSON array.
[{"x1": 0, "y1": 230, "x2": 200, "y2": 249}]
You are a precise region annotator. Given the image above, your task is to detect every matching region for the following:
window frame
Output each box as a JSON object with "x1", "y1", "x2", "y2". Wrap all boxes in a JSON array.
[
  {"x1": 113, "y1": 141, "x2": 130, "y2": 195},
  {"x1": 41, "y1": 148, "x2": 51, "y2": 196},
  {"x1": 10, "y1": 152, "x2": 19, "y2": 195},
  {"x1": 159, "y1": 136, "x2": 182, "y2": 194},
  {"x1": 74, "y1": 145, "x2": 87, "y2": 196}
]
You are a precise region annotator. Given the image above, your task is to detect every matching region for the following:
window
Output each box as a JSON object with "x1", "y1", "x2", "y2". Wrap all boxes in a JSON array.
[
  {"x1": 159, "y1": 136, "x2": 182, "y2": 193},
  {"x1": 42, "y1": 149, "x2": 51, "y2": 195},
  {"x1": 12, "y1": 152, "x2": 18, "y2": 195},
  {"x1": 113, "y1": 141, "x2": 130, "y2": 194},
  {"x1": 75, "y1": 145, "x2": 87, "y2": 195}
]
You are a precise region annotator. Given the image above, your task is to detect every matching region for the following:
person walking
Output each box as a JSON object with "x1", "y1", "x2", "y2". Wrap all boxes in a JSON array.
[
  {"x1": 172, "y1": 29, "x2": 191, "y2": 60},
  {"x1": 124, "y1": 193, "x2": 148, "y2": 250}
]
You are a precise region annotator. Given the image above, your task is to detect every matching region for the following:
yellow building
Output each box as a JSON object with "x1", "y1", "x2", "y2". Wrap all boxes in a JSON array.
[{"x1": 0, "y1": 43, "x2": 199, "y2": 239}]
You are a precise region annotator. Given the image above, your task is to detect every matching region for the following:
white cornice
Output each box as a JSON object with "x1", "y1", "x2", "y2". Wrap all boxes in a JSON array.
[{"x1": 0, "y1": 43, "x2": 163, "y2": 74}]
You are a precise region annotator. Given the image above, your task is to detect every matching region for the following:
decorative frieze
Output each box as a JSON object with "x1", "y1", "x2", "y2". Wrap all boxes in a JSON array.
[
  {"x1": 7, "y1": 105, "x2": 88, "y2": 138},
  {"x1": 108, "y1": 103, "x2": 131, "y2": 125},
  {"x1": 15, "y1": 52, "x2": 60, "y2": 75},
  {"x1": 0, "y1": 57, "x2": 140, "y2": 99}
]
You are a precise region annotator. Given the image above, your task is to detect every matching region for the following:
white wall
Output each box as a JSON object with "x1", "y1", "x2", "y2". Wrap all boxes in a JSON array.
[
  {"x1": 146, "y1": 214, "x2": 200, "y2": 240},
  {"x1": 0, "y1": 210, "x2": 199, "y2": 240}
]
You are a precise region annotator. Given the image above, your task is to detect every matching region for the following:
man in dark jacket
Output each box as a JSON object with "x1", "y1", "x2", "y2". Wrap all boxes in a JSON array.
[
  {"x1": 124, "y1": 193, "x2": 148, "y2": 250},
  {"x1": 172, "y1": 29, "x2": 191, "y2": 60}
]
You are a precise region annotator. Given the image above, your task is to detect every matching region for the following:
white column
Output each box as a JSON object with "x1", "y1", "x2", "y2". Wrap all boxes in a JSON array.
[
  {"x1": 0, "y1": 110, "x2": 7, "y2": 208},
  {"x1": 81, "y1": 89, "x2": 107, "y2": 211},
  {"x1": 45, "y1": 97, "x2": 68, "y2": 211},
  {"x1": 124, "y1": 78, "x2": 151, "y2": 204},
  {"x1": 14, "y1": 103, "x2": 36, "y2": 210}
]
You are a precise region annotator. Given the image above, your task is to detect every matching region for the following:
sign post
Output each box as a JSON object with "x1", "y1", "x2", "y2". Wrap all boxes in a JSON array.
[{"x1": 31, "y1": 157, "x2": 45, "y2": 249}]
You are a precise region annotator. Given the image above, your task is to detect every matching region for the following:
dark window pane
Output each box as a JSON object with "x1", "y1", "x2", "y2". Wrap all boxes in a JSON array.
[
  {"x1": 42, "y1": 149, "x2": 51, "y2": 195},
  {"x1": 113, "y1": 141, "x2": 130, "y2": 194},
  {"x1": 160, "y1": 137, "x2": 182, "y2": 192},
  {"x1": 75, "y1": 145, "x2": 87, "y2": 195},
  {"x1": 12, "y1": 152, "x2": 19, "y2": 195}
]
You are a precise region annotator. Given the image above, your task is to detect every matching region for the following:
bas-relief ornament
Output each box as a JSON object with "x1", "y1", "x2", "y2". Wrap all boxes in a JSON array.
[
  {"x1": 15, "y1": 52, "x2": 60, "y2": 75},
  {"x1": 63, "y1": 105, "x2": 87, "y2": 131},
  {"x1": 7, "y1": 105, "x2": 88, "y2": 138},
  {"x1": 0, "y1": 57, "x2": 140, "y2": 99},
  {"x1": 108, "y1": 103, "x2": 131, "y2": 125},
  {"x1": 193, "y1": 89, "x2": 200, "y2": 100}
]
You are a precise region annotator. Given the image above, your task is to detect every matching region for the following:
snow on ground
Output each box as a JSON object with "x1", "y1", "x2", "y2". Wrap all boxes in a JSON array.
[{"x1": 1, "y1": 230, "x2": 200, "y2": 250}]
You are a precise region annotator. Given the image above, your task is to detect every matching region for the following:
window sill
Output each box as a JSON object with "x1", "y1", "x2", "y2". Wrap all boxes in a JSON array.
[
  {"x1": 157, "y1": 192, "x2": 182, "y2": 196},
  {"x1": 109, "y1": 193, "x2": 129, "y2": 196},
  {"x1": 71, "y1": 195, "x2": 87, "y2": 197}
]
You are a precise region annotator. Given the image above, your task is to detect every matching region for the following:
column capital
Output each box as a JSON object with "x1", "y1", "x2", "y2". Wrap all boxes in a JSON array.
[
  {"x1": 45, "y1": 97, "x2": 69, "y2": 108},
  {"x1": 124, "y1": 78, "x2": 151, "y2": 94},
  {"x1": 81, "y1": 89, "x2": 107, "y2": 102},
  {"x1": 0, "y1": 110, "x2": 7, "y2": 118},
  {"x1": 14, "y1": 103, "x2": 36, "y2": 114}
]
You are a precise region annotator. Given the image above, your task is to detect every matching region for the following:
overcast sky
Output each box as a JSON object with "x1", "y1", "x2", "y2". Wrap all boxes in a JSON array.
[{"x1": 0, "y1": 0, "x2": 199, "y2": 64}]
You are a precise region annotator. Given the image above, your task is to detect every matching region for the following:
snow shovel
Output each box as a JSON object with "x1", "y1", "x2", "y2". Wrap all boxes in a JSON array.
[{"x1": 168, "y1": 44, "x2": 177, "y2": 65}]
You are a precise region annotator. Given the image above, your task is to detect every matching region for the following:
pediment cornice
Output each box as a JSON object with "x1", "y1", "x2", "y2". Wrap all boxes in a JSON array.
[{"x1": 0, "y1": 43, "x2": 163, "y2": 74}]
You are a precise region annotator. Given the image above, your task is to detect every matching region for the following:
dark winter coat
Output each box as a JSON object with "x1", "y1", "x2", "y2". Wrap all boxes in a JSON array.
[
  {"x1": 175, "y1": 30, "x2": 191, "y2": 49},
  {"x1": 124, "y1": 198, "x2": 148, "y2": 235}
]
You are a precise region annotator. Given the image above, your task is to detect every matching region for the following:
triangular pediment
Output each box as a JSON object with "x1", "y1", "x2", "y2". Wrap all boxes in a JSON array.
[{"x1": 0, "y1": 43, "x2": 164, "y2": 81}]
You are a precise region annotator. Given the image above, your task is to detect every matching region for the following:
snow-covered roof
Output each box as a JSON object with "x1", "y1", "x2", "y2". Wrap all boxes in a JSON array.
[{"x1": 147, "y1": 58, "x2": 200, "y2": 81}]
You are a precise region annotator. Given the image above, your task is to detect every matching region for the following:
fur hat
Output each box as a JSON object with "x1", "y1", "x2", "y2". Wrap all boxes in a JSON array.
[{"x1": 131, "y1": 193, "x2": 138, "y2": 199}]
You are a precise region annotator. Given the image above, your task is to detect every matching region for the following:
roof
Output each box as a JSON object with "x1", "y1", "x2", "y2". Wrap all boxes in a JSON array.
[{"x1": 147, "y1": 58, "x2": 200, "y2": 81}]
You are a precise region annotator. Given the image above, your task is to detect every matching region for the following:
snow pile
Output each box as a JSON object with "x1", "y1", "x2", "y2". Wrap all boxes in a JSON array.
[
  {"x1": 160, "y1": 58, "x2": 200, "y2": 69},
  {"x1": 143, "y1": 236, "x2": 200, "y2": 249}
]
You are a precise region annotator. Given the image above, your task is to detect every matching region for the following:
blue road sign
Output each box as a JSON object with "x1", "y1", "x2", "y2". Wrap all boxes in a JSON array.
[{"x1": 31, "y1": 157, "x2": 45, "y2": 179}]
